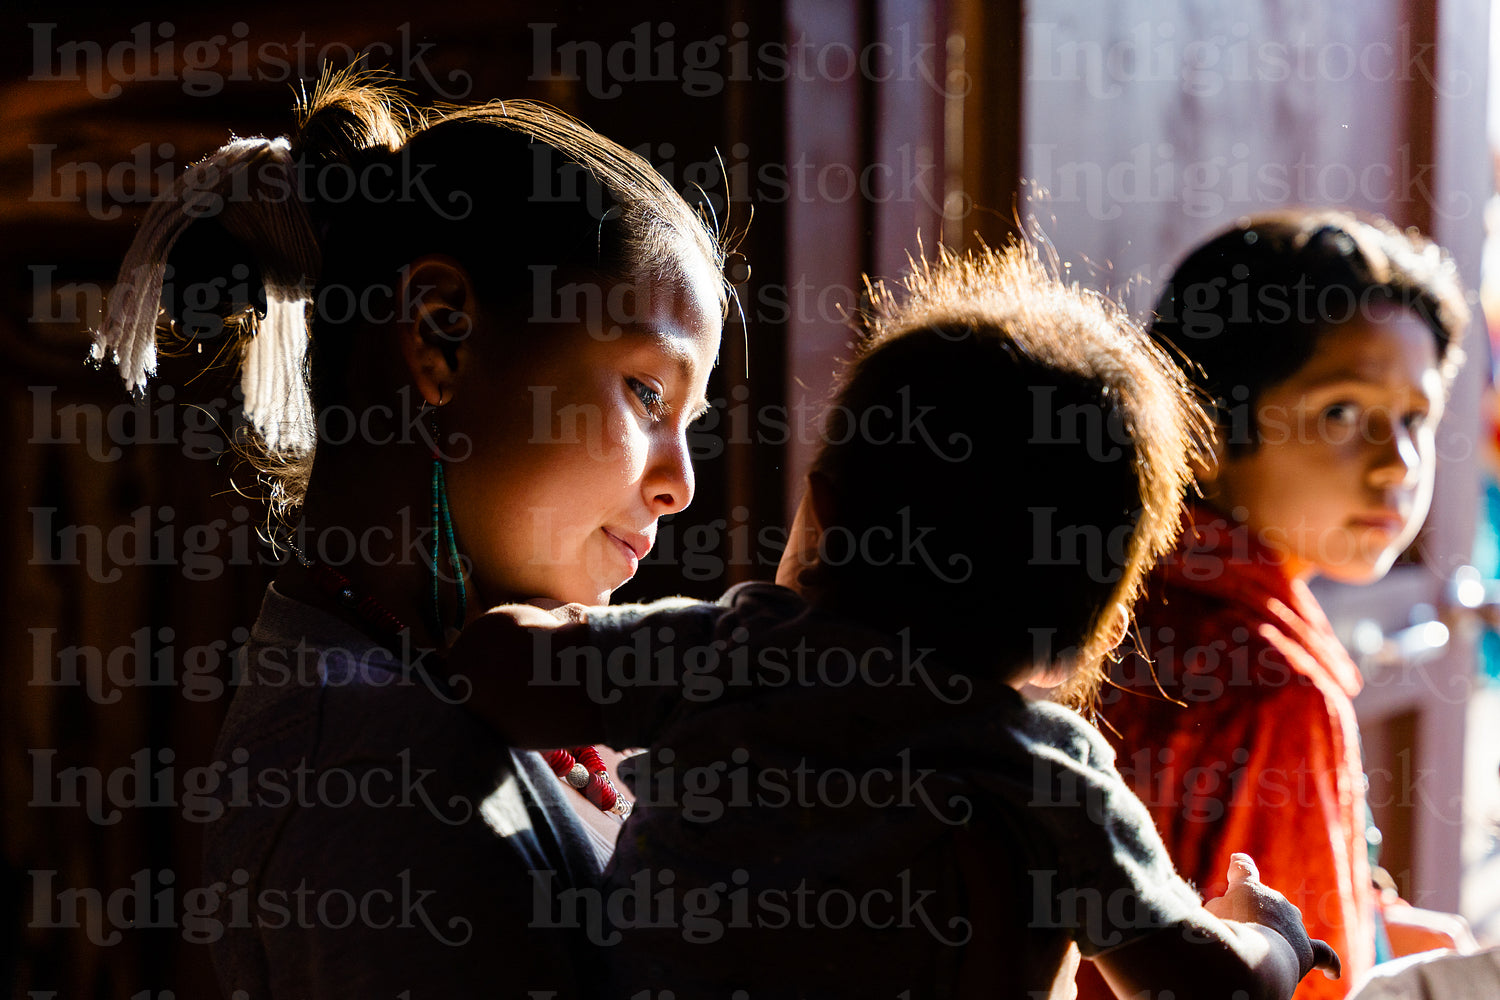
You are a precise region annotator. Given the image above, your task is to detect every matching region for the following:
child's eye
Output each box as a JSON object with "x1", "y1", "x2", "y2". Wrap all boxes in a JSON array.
[
  {"x1": 1322, "y1": 402, "x2": 1359, "y2": 425},
  {"x1": 627, "y1": 377, "x2": 666, "y2": 418},
  {"x1": 1401, "y1": 409, "x2": 1429, "y2": 431}
]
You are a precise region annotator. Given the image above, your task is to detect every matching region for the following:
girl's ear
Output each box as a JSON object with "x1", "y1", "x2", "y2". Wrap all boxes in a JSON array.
[
  {"x1": 805, "y1": 469, "x2": 839, "y2": 538},
  {"x1": 775, "y1": 473, "x2": 833, "y2": 596},
  {"x1": 396, "y1": 255, "x2": 475, "y2": 406},
  {"x1": 1193, "y1": 426, "x2": 1227, "y2": 492},
  {"x1": 1099, "y1": 600, "x2": 1130, "y2": 650},
  {"x1": 1023, "y1": 602, "x2": 1131, "y2": 693}
]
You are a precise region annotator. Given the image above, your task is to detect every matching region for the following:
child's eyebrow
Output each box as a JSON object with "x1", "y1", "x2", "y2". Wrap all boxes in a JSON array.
[
  {"x1": 1299, "y1": 371, "x2": 1436, "y2": 400},
  {"x1": 630, "y1": 328, "x2": 713, "y2": 419}
]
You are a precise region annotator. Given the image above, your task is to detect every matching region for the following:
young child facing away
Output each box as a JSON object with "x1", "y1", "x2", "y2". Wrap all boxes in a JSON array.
[
  {"x1": 449, "y1": 242, "x2": 1341, "y2": 998},
  {"x1": 1073, "y1": 211, "x2": 1474, "y2": 1000}
]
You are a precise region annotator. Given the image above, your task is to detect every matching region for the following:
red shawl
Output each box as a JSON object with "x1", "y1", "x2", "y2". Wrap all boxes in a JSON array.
[{"x1": 1082, "y1": 506, "x2": 1374, "y2": 999}]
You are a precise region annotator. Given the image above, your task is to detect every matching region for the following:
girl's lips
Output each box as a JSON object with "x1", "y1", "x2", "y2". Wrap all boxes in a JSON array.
[
  {"x1": 1349, "y1": 514, "x2": 1404, "y2": 534},
  {"x1": 603, "y1": 528, "x2": 642, "y2": 575}
]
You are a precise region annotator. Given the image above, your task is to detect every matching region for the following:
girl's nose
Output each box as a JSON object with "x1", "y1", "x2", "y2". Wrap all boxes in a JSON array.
[{"x1": 644, "y1": 431, "x2": 695, "y2": 516}]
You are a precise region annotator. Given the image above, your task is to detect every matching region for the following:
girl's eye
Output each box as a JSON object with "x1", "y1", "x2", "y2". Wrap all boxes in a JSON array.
[
  {"x1": 627, "y1": 377, "x2": 666, "y2": 417},
  {"x1": 1401, "y1": 409, "x2": 1429, "y2": 431},
  {"x1": 1322, "y1": 402, "x2": 1359, "y2": 425}
]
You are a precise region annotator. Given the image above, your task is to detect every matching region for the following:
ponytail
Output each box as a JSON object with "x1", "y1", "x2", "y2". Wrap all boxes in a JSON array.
[
  {"x1": 91, "y1": 69, "x2": 417, "y2": 511},
  {"x1": 92, "y1": 137, "x2": 320, "y2": 452}
]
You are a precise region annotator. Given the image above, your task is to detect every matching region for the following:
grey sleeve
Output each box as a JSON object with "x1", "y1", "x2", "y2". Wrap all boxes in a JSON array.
[
  {"x1": 573, "y1": 598, "x2": 725, "y2": 751},
  {"x1": 1020, "y1": 701, "x2": 1204, "y2": 958}
]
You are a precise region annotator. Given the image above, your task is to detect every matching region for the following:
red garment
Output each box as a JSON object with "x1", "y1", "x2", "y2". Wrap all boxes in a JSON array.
[{"x1": 1078, "y1": 506, "x2": 1374, "y2": 1000}]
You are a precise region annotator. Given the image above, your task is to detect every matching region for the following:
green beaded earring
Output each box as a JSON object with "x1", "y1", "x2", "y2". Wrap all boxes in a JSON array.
[{"x1": 430, "y1": 394, "x2": 467, "y2": 640}]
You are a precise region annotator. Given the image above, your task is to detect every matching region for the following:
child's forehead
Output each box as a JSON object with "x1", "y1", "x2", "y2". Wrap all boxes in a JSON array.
[{"x1": 1278, "y1": 308, "x2": 1443, "y2": 394}]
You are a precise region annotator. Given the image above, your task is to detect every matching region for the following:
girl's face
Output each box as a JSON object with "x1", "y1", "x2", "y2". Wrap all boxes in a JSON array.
[
  {"x1": 444, "y1": 259, "x2": 721, "y2": 606},
  {"x1": 1204, "y1": 303, "x2": 1444, "y2": 583}
]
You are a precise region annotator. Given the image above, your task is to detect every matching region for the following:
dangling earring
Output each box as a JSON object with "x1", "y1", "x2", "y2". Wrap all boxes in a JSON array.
[{"x1": 430, "y1": 389, "x2": 467, "y2": 641}]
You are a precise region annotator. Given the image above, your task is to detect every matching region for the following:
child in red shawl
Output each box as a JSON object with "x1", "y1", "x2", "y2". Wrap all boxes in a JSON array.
[{"x1": 1076, "y1": 210, "x2": 1474, "y2": 1000}]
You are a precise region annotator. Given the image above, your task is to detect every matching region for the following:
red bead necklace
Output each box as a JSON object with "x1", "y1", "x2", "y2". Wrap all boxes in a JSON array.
[{"x1": 543, "y1": 746, "x2": 631, "y2": 819}]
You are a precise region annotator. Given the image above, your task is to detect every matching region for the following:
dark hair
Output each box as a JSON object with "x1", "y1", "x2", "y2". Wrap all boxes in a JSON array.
[
  {"x1": 1150, "y1": 209, "x2": 1468, "y2": 454},
  {"x1": 808, "y1": 242, "x2": 1207, "y2": 706},
  {"x1": 151, "y1": 69, "x2": 727, "y2": 512}
]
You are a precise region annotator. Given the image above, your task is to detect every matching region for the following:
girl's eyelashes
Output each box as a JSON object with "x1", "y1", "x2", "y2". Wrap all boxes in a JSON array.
[
  {"x1": 1318, "y1": 398, "x2": 1431, "y2": 438},
  {"x1": 627, "y1": 377, "x2": 667, "y2": 418},
  {"x1": 1401, "y1": 408, "x2": 1430, "y2": 431},
  {"x1": 1321, "y1": 401, "x2": 1360, "y2": 424},
  {"x1": 1392, "y1": 413, "x2": 1428, "y2": 434}
]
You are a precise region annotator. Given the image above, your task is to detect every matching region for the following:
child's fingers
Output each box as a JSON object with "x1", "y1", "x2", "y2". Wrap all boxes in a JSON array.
[
  {"x1": 1309, "y1": 938, "x2": 1341, "y2": 980},
  {"x1": 521, "y1": 600, "x2": 589, "y2": 624},
  {"x1": 1225, "y1": 852, "x2": 1260, "y2": 887}
]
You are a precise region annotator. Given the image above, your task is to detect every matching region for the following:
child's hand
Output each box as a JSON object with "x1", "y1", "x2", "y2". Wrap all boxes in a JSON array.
[
  {"x1": 488, "y1": 600, "x2": 589, "y2": 626},
  {"x1": 447, "y1": 602, "x2": 605, "y2": 747},
  {"x1": 520, "y1": 599, "x2": 590, "y2": 624},
  {"x1": 1096, "y1": 853, "x2": 1341, "y2": 999},
  {"x1": 1381, "y1": 899, "x2": 1479, "y2": 956},
  {"x1": 1204, "y1": 853, "x2": 1341, "y2": 982}
]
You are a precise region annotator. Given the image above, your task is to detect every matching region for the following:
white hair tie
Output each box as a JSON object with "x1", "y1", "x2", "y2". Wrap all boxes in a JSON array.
[{"x1": 92, "y1": 136, "x2": 321, "y2": 454}]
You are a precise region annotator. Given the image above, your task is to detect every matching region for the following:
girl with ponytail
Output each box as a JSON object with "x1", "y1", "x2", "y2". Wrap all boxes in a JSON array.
[{"x1": 94, "y1": 70, "x2": 726, "y2": 998}]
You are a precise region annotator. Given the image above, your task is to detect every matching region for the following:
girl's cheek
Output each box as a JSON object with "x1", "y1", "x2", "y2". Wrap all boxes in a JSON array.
[{"x1": 600, "y1": 407, "x2": 635, "y2": 461}]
